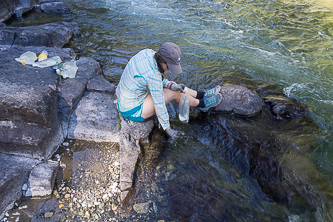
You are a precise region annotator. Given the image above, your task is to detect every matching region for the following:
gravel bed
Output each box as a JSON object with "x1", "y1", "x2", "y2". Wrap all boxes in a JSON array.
[{"x1": 2, "y1": 141, "x2": 121, "y2": 222}]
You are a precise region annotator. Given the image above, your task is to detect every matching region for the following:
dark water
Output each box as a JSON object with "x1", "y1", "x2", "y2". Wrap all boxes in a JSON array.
[{"x1": 7, "y1": 0, "x2": 333, "y2": 221}]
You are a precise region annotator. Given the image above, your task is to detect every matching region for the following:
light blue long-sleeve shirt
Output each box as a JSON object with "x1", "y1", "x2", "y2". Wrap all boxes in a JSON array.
[{"x1": 116, "y1": 49, "x2": 171, "y2": 130}]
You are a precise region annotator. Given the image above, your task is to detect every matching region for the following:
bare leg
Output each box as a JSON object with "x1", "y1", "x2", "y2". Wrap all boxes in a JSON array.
[
  {"x1": 164, "y1": 88, "x2": 200, "y2": 107},
  {"x1": 186, "y1": 87, "x2": 197, "y2": 98},
  {"x1": 141, "y1": 88, "x2": 199, "y2": 119}
]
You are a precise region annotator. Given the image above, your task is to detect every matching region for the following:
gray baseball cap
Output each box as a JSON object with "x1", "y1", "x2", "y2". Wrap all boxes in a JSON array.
[{"x1": 158, "y1": 42, "x2": 182, "y2": 74}]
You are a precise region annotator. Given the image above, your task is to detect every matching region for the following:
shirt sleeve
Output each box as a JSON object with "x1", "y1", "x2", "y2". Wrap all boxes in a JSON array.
[{"x1": 147, "y1": 73, "x2": 170, "y2": 130}]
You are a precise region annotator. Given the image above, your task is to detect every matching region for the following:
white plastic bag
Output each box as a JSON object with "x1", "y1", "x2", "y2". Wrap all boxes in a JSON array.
[
  {"x1": 15, "y1": 51, "x2": 37, "y2": 65},
  {"x1": 32, "y1": 56, "x2": 62, "y2": 68},
  {"x1": 56, "y1": 61, "x2": 78, "y2": 79}
]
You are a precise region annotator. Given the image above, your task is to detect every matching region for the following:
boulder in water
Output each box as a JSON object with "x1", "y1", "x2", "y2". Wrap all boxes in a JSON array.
[
  {"x1": 40, "y1": 2, "x2": 71, "y2": 14},
  {"x1": 214, "y1": 85, "x2": 263, "y2": 117}
]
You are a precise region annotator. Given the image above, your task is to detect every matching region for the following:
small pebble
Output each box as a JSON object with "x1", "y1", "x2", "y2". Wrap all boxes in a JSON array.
[
  {"x1": 102, "y1": 194, "x2": 108, "y2": 200},
  {"x1": 18, "y1": 205, "x2": 27, "y2": 210},
  {"x1": 112, "y1": 203, "x2": 118, "y2": 211},
  {"x1": 84, "y1": 211, "x2": 90, "y2": 219},
  {"x1": 62, "y1": 142, "x2": 69, "y2": 146},
  {"x1": 64, "y1": 193, "x2": 71, "y2": 199},
  {"x1": 44, "y1": 212, "x2": 53, "y2": 218},
  {"x1": 22, "y1": 183, "x2": 28, "y2": 191}
]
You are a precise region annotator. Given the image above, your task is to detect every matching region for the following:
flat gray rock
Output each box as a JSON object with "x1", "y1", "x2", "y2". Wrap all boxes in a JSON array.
[
  {"x1": 58, "y1": 78, "x2": 87, "y2": 137},
  {"x1": 59, "y1": 78, "x2": 87, "y2": 108},
  {"x1": 28, "y1": 160, "x2": 59, "y2": 197},
  {"x1": 67, "y1": 92, "x2": 119, "y2": 142},
  {"x1": 75, "y1": 57, "x2": 103, "y2": 81},
  {"x1": 87, "y1": 75, "x2": 116, "y2": 94}
]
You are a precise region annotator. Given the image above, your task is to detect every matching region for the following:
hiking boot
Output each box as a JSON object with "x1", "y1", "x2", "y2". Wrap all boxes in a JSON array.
[
  {"x1": 203, "y1": 85, "x2": 221, "y2": 99},
  {"x1": 200, "y1": 93, "x2": 223, "y2": 112}
]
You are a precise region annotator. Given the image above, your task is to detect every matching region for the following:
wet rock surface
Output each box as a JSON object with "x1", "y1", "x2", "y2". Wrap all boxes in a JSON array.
[{"x1": 176, "y1": 71, "x2": 332, "y2": 221}]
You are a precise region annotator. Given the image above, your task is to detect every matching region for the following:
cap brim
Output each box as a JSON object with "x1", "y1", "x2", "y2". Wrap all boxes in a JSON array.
[{"x1": 168, "y1": 63, "x2": 182, "y2": 74}]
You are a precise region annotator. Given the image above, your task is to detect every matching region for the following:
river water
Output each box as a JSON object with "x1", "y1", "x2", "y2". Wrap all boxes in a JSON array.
[
  {"x1": 8, "y1": 0, "x2": 333, "y2": 221},
  {"x1": 65, "y1": 0, "x2": 333, "y2": 220},
  {"x1": 65, "y1": 0, "x2": 333, "y2": 133}
]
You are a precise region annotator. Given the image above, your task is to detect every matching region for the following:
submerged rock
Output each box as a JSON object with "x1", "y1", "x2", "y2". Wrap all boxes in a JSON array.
[
  {"x1": 125, "y1": 70, "x2": 331, "y2": 221},
  {"x1": 194, "y1": 71, "x2": 331, "y2": 220},
  {"x1": 133, "y1": 202, "x2": 151, "y2": 214},
  {"x1": 264, "y1": 95, "x2": 309, "y2": 119},
  {"x1": 40, "y1": 2, "x2": 71, "y2": 14}
]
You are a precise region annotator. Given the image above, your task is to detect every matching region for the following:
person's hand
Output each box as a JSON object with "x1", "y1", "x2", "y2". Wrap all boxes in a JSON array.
[
  {"x1": 166, "y1": 128, "x2": 178, "y2": 140},
  {"x1": 170, "y1": 83, "x2": 186, "y2": 92}
]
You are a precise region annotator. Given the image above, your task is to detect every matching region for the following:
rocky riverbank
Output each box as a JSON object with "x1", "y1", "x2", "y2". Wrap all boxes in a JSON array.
[
  {"x1": 0, "y1": 0, "x2": 120, "y2": 219},
  {"x1": 2, "y1": 0, "x2": 332, "y2": 221},
  {"x1": 2, "y1": 140, "x2": 121, "y2": 221}
]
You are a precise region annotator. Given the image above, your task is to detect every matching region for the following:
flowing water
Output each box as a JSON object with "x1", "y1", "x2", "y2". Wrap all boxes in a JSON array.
[
  {"x1": 64, "y1": 0, "x2": 333, "y2": 133},
  {"x1": 7, "y1": 0, "x2": 333, "y2": 221}
]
